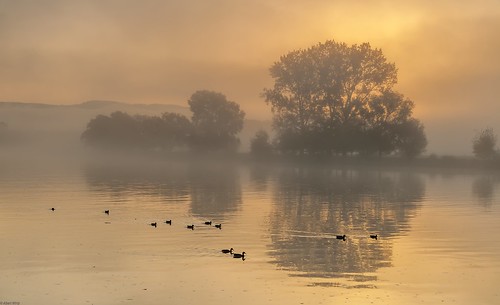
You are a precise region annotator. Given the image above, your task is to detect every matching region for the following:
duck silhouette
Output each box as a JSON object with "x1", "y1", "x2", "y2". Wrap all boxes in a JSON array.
[
  {"x1": 221, "y1": 248, "x2": 234, "y2": 254},
  {"x1": 336, "y1": 235, "x2": 346, "y2": 241},
  {"x1": 214, "y1": 224, "x2": 222, "y2": 229},
  {"x1": 165, "y1": 220, "x2": 172, "y2": 225},
  {"x1": 104, "y1": 210, "x2": 109, "y2": 215},
  {"x1": 187, "y1": 224, "x2": 195, "y2": 230},
  {"x1": 150, "y1": 222, "x2": 157, "y2": 227},
  {"x1": 50, "y1": 208, "x2": 55, "y2": 211},
  {"x1": 233, "y1": 252, "x2": 246, "y2": 259},
  {"x1": 204, "y1": 221, "x2": 212, "y2": 225},
  {"x1": 370, "y1": 234, "x2": 378, "y2": 240}
]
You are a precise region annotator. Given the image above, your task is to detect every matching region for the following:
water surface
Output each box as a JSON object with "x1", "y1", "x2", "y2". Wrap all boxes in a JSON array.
[{"x1": 1, "y1": 158, "x2": 499, "y2": 305}]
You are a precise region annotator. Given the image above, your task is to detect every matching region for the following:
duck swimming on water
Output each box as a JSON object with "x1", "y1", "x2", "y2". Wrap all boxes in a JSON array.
[
  {"x1": 104, "y1": 210, "x2": 109, "y2": 215},
  {"x1": 165, "y1": 220, "x2": 172, "y2": 225},
  {"x1": 221, "y1": 248, "x2": 234, "y2": 254},
  {"x1": 187, "y1": 224, "x2": 195, "y2": 230},
  {"x1": 233, "y1": 252, "x2": 246, "y2": 259},
  {"x1": 150, "y1": 222, "x2": 157, "y2": 227},
  {"x1": 214, "y1": 224, "x2": 222, "y2": 229},
  {"x1": 336, "y1": 235, "x2": 346, "y2": 241},
  {"x1": 370, "y1": 234, "x2": 378, "y2": 240},
  {"x1": 204, "y1": 221, "x2": 212, "y2": 225}
]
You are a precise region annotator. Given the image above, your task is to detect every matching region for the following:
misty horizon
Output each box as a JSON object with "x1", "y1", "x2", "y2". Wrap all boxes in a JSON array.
[{"x1": 1, "y1": 1, "x2": 499, "y2": 155}]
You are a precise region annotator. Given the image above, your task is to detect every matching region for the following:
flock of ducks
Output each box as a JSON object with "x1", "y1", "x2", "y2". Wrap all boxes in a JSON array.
[
  {"x1": 50, "y1": 207, "x2": 246, "y2": 260},
  {"x1": 148, "y1": 220, "x2": 222, "y2": 230},
  {"x1": 50, "y1": 208, "x2": 380, "y2": 260}
]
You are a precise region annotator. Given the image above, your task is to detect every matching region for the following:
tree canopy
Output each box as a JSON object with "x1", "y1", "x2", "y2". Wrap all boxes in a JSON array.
[
  {"x1": 81, "y1": 90, "x2": 245, "y2": 153},
  {"x1": 263, "y1": 40, "x2": 426, "y2": 157},
  {"x1": 250, "y1": 130, "x2": 273, "y2": 157},
  {"x1": 472, "y1": 128, "x2": 497, "y2": 159},
  {"x1": 188, "y1": 90, "x2": 245, "y2": 151},
  {"x1": 81, "y1": 111, "x2": 192, "y2": 151}
]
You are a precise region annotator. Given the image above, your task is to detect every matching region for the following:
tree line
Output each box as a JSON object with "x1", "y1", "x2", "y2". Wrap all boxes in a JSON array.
[
  {"x1": 81, "y1": 90, "x2": 245, "y2": 152},
  {"x1": 82, "y1": 39, "x2": 429, "y2": 158}
]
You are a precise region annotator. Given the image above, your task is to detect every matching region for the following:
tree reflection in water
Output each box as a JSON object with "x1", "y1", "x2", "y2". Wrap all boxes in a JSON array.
[
  {"x1": 84, "y1": 159, "x2": 242, "y2": 219},
  {"x1": 471, "y1": 175, "x2": 500, "y2": 208},
  {"x1": 187, "y1": 162, "x2": 242, "y2": 217},
  {"x1": 84, "y1": 161, "x2": 191, "y2": 203},
  {"x1": 266, "y1": 167, "x2": 425, "y2": 284}
]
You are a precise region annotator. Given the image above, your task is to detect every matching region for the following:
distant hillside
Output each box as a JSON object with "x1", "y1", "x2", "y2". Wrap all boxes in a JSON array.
[
  {"x1": 74, "y1": 100, "x2": 190, "y2": 115},
  {"x1": 0, "y1": 100, "x2": 189, "y2": 114},
  {"x1": 0, "y1": 100, "x2": 189, "y2": 131}
]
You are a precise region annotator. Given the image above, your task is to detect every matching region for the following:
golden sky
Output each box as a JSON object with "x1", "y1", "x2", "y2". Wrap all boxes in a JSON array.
[{"x1": 1, "y1": 0, "x2": 499, "y2": 153}]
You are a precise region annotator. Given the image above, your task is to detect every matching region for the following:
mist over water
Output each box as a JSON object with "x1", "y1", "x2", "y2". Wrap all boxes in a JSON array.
[{"x1": 1, "y1": 153, "x2": 500, "y2": 304}]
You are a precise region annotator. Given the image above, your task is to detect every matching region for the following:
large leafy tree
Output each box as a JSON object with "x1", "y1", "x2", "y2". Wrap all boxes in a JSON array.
[
  {"x1": 263, "y1": 39, "x2": 425, "y2": 156},
  {"x1": 188, "y1": 90, "x2": 245, "y2": 152},
  {"x1": 363, "y1": 90, "x2": 415, "y2": 156}
]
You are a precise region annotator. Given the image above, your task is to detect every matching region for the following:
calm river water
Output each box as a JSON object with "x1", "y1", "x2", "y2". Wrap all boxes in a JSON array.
[{"x1": 1, "y1": 156, "x2": 499, "y2": 305}]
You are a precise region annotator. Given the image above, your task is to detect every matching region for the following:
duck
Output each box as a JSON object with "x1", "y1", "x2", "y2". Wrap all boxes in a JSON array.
[
  {"x1": 187, "y1": 224, "x2": 195, "y2": 230},
  {"x1": 50, "y1": 208, "x2": 55, "y2": 211},
  {"x1": 336, "y1": 235, "x2": 346, "y2": 241},
  {"x1": 370, "y1": 234, "x2": 378, "y2": 240},
  {"x1": 221, "y1": 248, "x2": 234, "y2": 254},
  {"x1": 104, "y1": 210, "x2": 109, "y2": 215},
  {"x1": 150, "y1": 222, "x2": 157, "y2": 227},
  {"x1": 214, "y1": 224, "x2": 222, "y2": 229},
  {"x1": 233, "y1": 252, "x2": 246, "y2": 259},
  {"x1": 165, "y1": 220, "x2": 172, "y2": 225},
  {"x1": 204, "y1": 221, "x2": 212, "y2": 225}
]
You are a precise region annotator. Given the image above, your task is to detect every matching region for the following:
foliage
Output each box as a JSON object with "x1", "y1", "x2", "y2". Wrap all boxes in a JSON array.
[
  {"x1": 81, "y1": 111, "x2": 192, "y2": 151},
  {"x1": 188, "y1": 90, "x2": 245, "y2": 152},
  {"x1": 263, "y1": 39, "x2": 426, "y2": 157},
  {"x1": 250, "y1": 130, "x2": 273, "y2": 157},
  {"x1": 81, "y1": 90, "x2": 246, "y2": 153},
  {"x1": 81, "y1": 112, "x2": 140, "y2": 148},
  {"x1": 394, "y1": 118, "x2": 427, "y2": 158},
  {"x1": 472, "y1": 128, "x2": 497, "y2": 159}
]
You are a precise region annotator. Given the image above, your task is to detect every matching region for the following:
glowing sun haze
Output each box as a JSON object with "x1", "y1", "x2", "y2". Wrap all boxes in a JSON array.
[{"x1": 1, "y1": 0, "x2": 499, "y2": 154}]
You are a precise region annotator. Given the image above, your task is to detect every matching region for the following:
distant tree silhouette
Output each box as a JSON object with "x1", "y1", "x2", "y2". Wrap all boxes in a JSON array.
[
  {"x1": 263, "y1": 39, "x2": 427, "y2": 157},
  {"x1": 394, "y1": 118, "x2": 427, "y2": 158},
  {"x1": 473, "y1": 128, "x2": 497, "y2": 159},
  {"x1": 81, "y1": 111, "x2": 192, "y2": 151},
  {"x1": 81, "y1": 90, "x2": 246, "y2": 154},
  {"x1": 81, "y1": 112, "x2": 141, "y2": 149},
  {"x1": 136, "y1": 114, "x2": 164, "y2": 149},
  {"x1": 250, "y1": 130, "x2": 273, "y2": 157},
  {"x1": 159, "y1": 112, "x2": 193, "y2": 151},
  {"x1": 188, "y1": 90, "x2": 245, "y2": 152}
]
